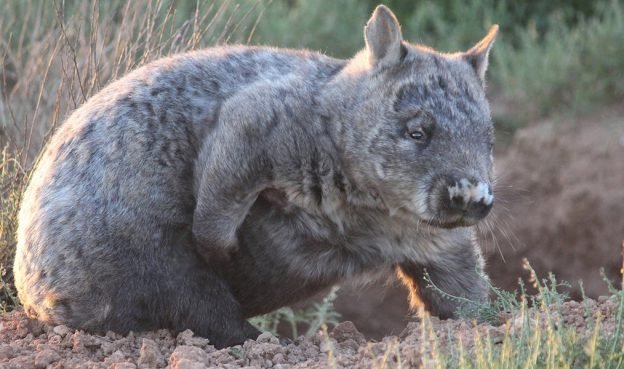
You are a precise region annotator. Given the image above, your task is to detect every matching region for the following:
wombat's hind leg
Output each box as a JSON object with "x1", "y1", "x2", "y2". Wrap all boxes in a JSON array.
[
  {"x1": 158, "y1": 266, "x2": 262, "y2": 348},
  {"x1": 98, "y1": 227, "x2": 261, "y2": 348},
  {"x1": 89, "y1": 260, "x2": 259, "y2": 348}
]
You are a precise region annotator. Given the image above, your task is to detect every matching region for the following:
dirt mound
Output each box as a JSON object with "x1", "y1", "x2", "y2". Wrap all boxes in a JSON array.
[
  {"x1": 2, "y1": 296, "x2": 620, "y2": 368},
  {"x1": 485, "y1": 106, "x2": 624, "y2": 297}
]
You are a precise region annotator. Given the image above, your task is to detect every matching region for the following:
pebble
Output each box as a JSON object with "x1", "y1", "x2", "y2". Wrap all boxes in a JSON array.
[
  {"x1": 109, "y1": 363, "x2": 137, "y2": 369},
  {"x1": 176, "y1": 329, "x2": 210, "y2": 348},
  {"x1": 169, "y1": 345, "x2": 210, "y2": 367},
  {"x1": 53, "y1": 325, "x2": 70, "y2": 337},
  {"x1": 331, "y1": 321, "x2": 366, "y2": 344},
  {"x1": 34, "y1": 349, "x2": 61, "y2": 369},
  {"x1": 256, "y1": 332, "x2": 279, "y2": 345},
  {"x1": 138, "y1": 338, "x2": 164, "y2": 368}
]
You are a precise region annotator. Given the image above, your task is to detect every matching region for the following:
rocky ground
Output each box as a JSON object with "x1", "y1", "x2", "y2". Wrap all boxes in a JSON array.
[{"x1": 1, "y1": 296, "x2": 621, "y2": 368}]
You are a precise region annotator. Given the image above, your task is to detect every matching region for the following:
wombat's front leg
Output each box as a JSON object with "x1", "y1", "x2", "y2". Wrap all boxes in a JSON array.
[
  {"x1": 192, "y1": 92, "x2": 280, "y2": 259},
  {"x1": 193, "y1": 136, "x2": 273, "y2": 258},
  {"x1": 396, "y1": 229, "x2": 490, "y2": 319}
]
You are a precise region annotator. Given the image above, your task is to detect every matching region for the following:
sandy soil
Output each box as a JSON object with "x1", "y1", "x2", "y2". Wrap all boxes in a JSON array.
[{"x1": 1, "y1": 295, "x2": 621, "y2": 368}]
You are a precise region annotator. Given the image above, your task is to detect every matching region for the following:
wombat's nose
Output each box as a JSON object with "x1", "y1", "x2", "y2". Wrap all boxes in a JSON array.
[{"x1": 447, "y1": 178, "x2": 493, "y2": 220}]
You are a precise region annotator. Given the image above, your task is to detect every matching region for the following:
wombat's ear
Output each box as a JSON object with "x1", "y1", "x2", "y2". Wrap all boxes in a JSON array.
[
  {"x1": 464, "y1": 25, "x2": 499, "y2": 87},
  {"x1": 365, "y1": 5, "x2": 403, "y2": 68}
]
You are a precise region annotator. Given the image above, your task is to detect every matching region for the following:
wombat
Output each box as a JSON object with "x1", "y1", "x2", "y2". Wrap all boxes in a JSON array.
[{"x1": 14, "y1": 5, "x2": 498, "y2": 348}]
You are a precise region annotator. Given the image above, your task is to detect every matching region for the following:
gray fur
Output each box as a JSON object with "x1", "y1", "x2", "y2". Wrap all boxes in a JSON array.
[{"x1": 14, "y1": 5, "x2": 498, "y2": 347}]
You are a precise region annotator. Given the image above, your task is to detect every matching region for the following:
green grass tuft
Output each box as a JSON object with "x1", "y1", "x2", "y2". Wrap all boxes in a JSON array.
[{"x1": 250, "y1": 286, "x2": 341, "y2": 338}]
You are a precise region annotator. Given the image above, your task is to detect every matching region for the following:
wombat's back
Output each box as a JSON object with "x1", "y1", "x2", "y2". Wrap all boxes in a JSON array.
[{"x1": 14, "y1": 45, "x2": 342, "y2": 329}]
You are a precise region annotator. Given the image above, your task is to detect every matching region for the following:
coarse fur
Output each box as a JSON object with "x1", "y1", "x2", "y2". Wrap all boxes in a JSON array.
[{"x1": 14, "y1": 5, "x2": 498, "y2": 348}]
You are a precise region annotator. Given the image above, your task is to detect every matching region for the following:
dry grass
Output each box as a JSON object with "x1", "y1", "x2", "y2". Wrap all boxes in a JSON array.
[{"x1": 1, "y1": 0, "x2": 262, "y2": 161}]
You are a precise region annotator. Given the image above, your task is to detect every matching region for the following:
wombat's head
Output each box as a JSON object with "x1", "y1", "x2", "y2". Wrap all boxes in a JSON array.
[{"x1": 338, "y1": 5, "x2": 498, "y2": 228}]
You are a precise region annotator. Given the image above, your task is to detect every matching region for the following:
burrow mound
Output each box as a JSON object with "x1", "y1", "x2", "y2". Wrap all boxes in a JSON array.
[{"x1": 484, "y1": 107, "x2": 624, "y2": 297}]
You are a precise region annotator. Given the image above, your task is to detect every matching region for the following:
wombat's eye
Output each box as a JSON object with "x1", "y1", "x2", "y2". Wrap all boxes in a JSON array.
[
  {"x1": 408, "y1": 129, "x2": 425, "y2": 140},
  {"x1": 404, "y1": 110, "x2": 433, "y2": 142}
]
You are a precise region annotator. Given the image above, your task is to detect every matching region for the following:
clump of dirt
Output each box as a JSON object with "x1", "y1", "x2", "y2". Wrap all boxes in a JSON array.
[{"x1": 1, "y1": 296, "x2": 621, "y2": 368}]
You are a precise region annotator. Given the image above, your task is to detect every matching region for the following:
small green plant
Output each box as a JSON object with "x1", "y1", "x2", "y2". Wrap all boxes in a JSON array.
[
  {"x1": 249, "y1": 285, "x2": 341, "y2": 338},
  {"x1": 423, "y1": 259, "x2": 573, "y2": 324},
  {"x1": 422, "y1": 270, "x2": 520, "y2": 324}
]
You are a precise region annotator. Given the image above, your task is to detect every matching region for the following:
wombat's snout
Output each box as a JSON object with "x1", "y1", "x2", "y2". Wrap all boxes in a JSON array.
[
  {"x1": 446, "y1": 177, "x2": 493, "y2": 221},
  {"x1": 428, "y1": 175, "x2": 494, "y2": 226}
]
